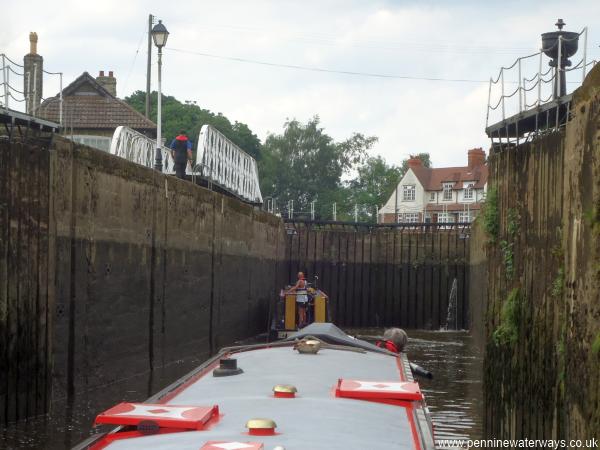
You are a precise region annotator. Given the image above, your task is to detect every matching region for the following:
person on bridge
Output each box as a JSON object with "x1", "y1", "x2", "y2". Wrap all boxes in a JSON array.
[
  {"x1": 376, "y1": 328, "x2": 408, "y2": 353},
  {"x1": 170, "y1": 130, "x2": 193, "y2": 179},
  {"x1": 288, "y1": 272, "x2": 309, "y2": 328}
]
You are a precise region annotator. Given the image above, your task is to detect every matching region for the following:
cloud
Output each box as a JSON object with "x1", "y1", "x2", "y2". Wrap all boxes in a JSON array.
[{"x1": 3, "y1": 0, "x2": 599, "y2": 168}]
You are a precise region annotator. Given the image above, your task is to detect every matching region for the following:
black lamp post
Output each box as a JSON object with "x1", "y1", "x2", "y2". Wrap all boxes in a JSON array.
[{"x1": 151, "y1": 19, "x2": 169, "y2": 171}]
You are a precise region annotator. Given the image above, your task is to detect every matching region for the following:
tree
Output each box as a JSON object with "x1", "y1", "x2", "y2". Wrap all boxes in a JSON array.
[
  {"x1": 345, "y1": 152, "x2": 432, "y2": 222},
  {"x1": 125, "y1": 91, "x2": 261, "y2": 160},
  {"x1": 259, "y1": 117, "x2": 377, "y2": 219},
  {"x1": 346, "y1": 156, "x2": 403, "y2": 221},
  {"x1": 400, "y1": 152, "x2": 431, "y2": 174}
]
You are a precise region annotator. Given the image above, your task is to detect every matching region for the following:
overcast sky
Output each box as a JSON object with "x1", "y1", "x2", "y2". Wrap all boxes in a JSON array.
[{"x1": 2, "y1": 0, "x2": 599, "y2": 167}]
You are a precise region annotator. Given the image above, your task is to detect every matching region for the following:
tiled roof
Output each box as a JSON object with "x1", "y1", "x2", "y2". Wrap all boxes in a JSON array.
[
  {"x1": 38, "y1": 72, "x2": 156, "y2": 131},
  {"x1": 411, "y1": 164, "x2": 488, "y2": 191}
]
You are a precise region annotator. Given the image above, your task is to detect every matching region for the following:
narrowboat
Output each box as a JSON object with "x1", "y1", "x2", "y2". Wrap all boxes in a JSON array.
[{"x1": 75, "y1": 323, "x2": 435, "y2": 450}]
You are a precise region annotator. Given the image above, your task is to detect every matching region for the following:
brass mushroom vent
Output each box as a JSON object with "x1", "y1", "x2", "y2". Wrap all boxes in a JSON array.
[{"x1": 294, "y1": 338, "x2": 321, "y2": 354}]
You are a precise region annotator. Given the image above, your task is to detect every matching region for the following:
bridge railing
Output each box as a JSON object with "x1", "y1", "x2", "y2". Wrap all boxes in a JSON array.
[
  {"x1": 109, "y1": 126, "x2": 182, "y2": 175},
  {"x1": 196, "y1": 124, "x2": 263, "y2": 204},
  {"x1": 0, "y1": 53, "x2": 63, "y2": 123},
  {"x1": 109, "y1": 125, "x2": 262, "y2": 204},
  {"x1": 485, "y1": 27, "x2": 596, "y2": 129}
]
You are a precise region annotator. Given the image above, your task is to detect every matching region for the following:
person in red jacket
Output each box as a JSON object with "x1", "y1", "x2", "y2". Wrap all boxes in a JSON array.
[
  {"x1": 170, "y1": 130, "x2": 193, "y2": 179},
  {"x1": 376, "y1": 328, "x2": 408, "y2": 353}
]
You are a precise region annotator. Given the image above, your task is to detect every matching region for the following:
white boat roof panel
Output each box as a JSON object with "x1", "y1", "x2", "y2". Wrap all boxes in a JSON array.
[{"x1": 104, "y1": 346, "x2": 418, "y2": 449}]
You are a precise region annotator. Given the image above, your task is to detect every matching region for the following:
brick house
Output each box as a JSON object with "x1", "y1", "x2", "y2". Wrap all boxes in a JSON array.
[
  {"x1": 38, "y1": 71, "x2": 156, "y2": 151},
  {"x1": 379, "y1": 148, "x2": 488, "y2": 223}
]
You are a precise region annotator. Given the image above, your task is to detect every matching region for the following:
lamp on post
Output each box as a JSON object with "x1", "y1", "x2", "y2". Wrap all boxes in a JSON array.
[{"x1": 151, "y1": 19, "x2": 169, "y2": 171}]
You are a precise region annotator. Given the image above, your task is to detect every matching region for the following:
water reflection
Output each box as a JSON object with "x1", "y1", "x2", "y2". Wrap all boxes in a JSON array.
[
  {"x1": 411, "y1": 331, "x2": 483, "y2": 442},
  {"x1": 0, "y1": 330, "x2": 483, "y2": 449},
  {"x1": 349, "y1": 329, "x2": 484, "y2": 442},
  {"x1": 0, "y1": 356, "x2": 207, "y2": 449}
]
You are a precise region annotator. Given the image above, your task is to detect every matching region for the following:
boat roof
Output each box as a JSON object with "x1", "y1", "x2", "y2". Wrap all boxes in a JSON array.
[
  {"x1": 82, "y1": 325, "x2": 433, "y2": 450},
  {"x1": 284, "y1": 322, "x2": 390, "y2": 354}
]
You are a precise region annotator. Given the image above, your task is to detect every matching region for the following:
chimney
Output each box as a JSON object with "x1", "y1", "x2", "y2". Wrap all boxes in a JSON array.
[
  {"x1": 23, "y1": 32, "x2": 43, "y2": 116},
  {"x1": 96, "y1": 70, "x2": 117, "y2": 97},
  {"x1": 407, "y1": 155, "x2": 423, "y2": 169},
  {"x1": 468, "y1": 148, "x2": 486, "y2": 168}
]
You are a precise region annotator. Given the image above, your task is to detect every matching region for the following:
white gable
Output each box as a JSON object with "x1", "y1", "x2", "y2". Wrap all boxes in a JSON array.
[{"x1": 379, "y1": 168, "x2": 426, "y2": 214}]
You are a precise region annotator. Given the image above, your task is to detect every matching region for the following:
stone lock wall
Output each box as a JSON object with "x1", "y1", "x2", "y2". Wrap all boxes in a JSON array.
[
  {"x1": 472, "y1": 65, "x2": 600, "y2": 442},
  {"x1": 0, "y1": 136, "x2": 287, "y2": 423}
]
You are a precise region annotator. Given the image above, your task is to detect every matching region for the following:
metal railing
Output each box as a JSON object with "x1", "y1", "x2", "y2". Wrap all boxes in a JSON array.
[
  {"x1": 0, "y1": 53, "x2": 63, "y2": 124},
  {"x1": 196, "y1": 124, "x2": 263, "y2": 204},
  {"x1": 109, "y1": 125, "x2": 262, "y2": 204},
  {"x1": 485, "y1": 27, "x2": 596, "y2": 128},
  {"x1": 109, "y1": 125, "x2": 178, "y2": 174}
]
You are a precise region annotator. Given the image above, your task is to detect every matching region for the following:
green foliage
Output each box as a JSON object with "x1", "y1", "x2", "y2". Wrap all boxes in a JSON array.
[
  {"x1": 258, "y1": 116, "x2": 379, "y2": 220},
  {"x1": 583, "y1": 207, "x2": 600, "y2": 236},
  {"x1": 551, "y1": 243, "x2": 564, "y2": 259},
  {"x1": 499, "y1": 240, "x2": 514, "y2": 281},
  {"x1": 492, "y1": 287, "x2": 522, "y2": 347},
  {"x1": 346, "y1": 152, "x2": 431, "y2": 222},
  {"x1": 551, "y1": 266, "x2": 565, "y2": 298},
  {"x1": 400, "y1": 152, "x2": 432, "y2": 174},
  {"x1": 125, "y1": 91, "x2": 261, "y2": 160},
  {"x1": 481, "y1": 186, "x2": 499, "y2": 243},
  {"x1": 506, "y1": 208, "x2": 520, "y2": 237},
  {"x1": 592, "y1": 333, "x2": 600, "y2": 356},
  {"x1": 259, "y1": 116, "x2": 432, "y2": 221},
  {"x1": 346, "y1": 156, "x2": 404, "y2": 221}
]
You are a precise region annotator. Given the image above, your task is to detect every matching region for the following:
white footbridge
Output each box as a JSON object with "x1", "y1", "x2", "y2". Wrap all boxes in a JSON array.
[{"x1": 109, "y1": 124, "x2": 263, "y2": 204}]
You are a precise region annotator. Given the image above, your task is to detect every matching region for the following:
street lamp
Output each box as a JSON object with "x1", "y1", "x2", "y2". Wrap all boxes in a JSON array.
[{"x1": 151, "y1": 19, "x2": 169, "y2": 171}]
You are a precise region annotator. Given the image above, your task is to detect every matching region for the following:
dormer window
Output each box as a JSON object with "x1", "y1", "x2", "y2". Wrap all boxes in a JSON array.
[
  {"x1": 402, "y1": 185, "x2": 415, "y2": 201},
  {"x1": 464, "y1": 183, "x2": 474, "y2": 200},
  {"x1": 442, "y1": 183, "x2": 453, "y2": 201}
]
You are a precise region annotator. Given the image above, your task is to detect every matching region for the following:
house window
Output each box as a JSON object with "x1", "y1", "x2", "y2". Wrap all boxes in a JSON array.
[
  {"x1": 464, "y1": 183, "x2": 474, "y2": 200},
  {"x1": 458, "y1": 212, "x2": 472, "y2": 223},
  {"x1": 442, "y1": 183, "x2": 453, "y2": 201},
  {"x1": 429, "y1": 192, "x2": 436, "y2": 202},
  {"x1": 402, "y1": 213, "x2": 419, "y2": 223},
  {"x1": 402, "y1": 185, "x2": 415, "y2": 201},
  {"x1": 69, "y1": 135, "x2": 112, "y2": 152},
  {"x1": 438, "y1": 213, "x2": 454, "y2": 223}
]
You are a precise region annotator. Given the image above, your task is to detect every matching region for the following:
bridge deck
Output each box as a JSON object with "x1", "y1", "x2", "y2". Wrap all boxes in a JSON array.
[
  {"x1": 485, "y1": 94, "x2": 572, "y2": 139},
  {"x1": 0, "y1": 108, "x2": 60, "y2": 133}
]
